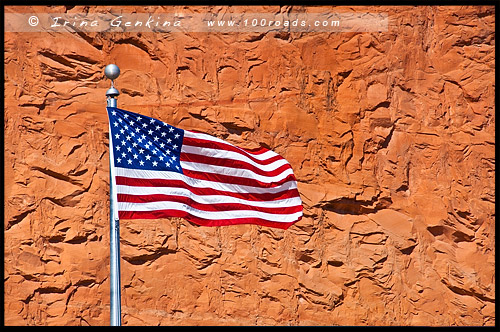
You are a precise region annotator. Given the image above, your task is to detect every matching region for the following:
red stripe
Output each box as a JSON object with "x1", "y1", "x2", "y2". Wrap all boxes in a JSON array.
[
  {"x1": 117, "y1": 193, "x2": 303, "y2": 214},
  {"x1": 180, "y1": 152, "x2": 292, "y2": 177},
  {"x1": 118, "y1": 210, "x2": 301, "y2": 230},
  {"x1": 115, "y1": 176, "x2": 300, "y2": 201},
  {"x1": 182, "y1": 168, "x2": 297, "y2": 188},
  {"x1": 185, "y1": 134, "x2": 269, "y2": 154},
  {"x1": 183, "y1": 137, "x2": 283, "y2": 166}
]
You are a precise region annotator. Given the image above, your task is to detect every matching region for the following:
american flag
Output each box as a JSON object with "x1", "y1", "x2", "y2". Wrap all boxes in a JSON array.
[{"x1": 107, "y1": 107, "x2": 303, "y2": 229}]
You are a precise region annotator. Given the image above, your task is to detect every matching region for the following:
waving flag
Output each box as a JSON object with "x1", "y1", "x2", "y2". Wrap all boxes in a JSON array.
[{"x1": 107, "y1": 107, "x2": 302, "y2": 229}]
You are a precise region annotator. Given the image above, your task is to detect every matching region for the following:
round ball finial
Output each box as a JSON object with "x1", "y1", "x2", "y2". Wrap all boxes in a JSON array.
[{"x1": 105, "y1": 64, "x2": 120, "y2": 80}]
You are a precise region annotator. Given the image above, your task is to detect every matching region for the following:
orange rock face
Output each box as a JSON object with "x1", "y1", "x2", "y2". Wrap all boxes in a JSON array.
[{"x1": 4, "y1": 5, "x2": 495, "y2": 326}]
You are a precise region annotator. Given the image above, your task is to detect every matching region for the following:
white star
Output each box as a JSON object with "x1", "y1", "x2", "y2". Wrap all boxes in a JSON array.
[
  {"x1": 127, "y1": 159, "x2": 132, "y2": 164},
  {"x1": 114, "y1": 122, "x2": 118, "y2": 127},
  {"x1": 142, "y1": 123, "x2": 147, "y2": 128},
  {"x1": 118, "y1": 118, "x2": 123, "y2": 123},
  {"x1": 115, "y1": 134, "x2": 120, "y2": 139},
  {"x1": 159, "y1": 156, "x2": 164, "y2": 161},
  {"x1": 160, "y1": 143, "x2": 165, "y2": 148},
  {"x1": 139, "y1": 160, "x2": 144, "y2": 166},
  {"x1": 132, "y1": 142, "x2": 137, "y2": 147},
  {"x1": 166, "y1": 162, "x2": 170, "y2": 167},
  {"x1": 169, "y1": 127, "x2": 174, "y2": 132},
  {"x1": 112, "y1": 111, "x2": 116, "y2": 116},
  {"x1": 129, "y1": 121, "x2": 135, "y2": 126},
  {"x1": 117, "y1": 158, "x2": 121, "y2": 163},
  {"x1": 161, "y1": 132, "x2": 167, "y2": 137},
  {"x1": 166, "y1": 150, "x2": 171, "y2": 155},
  {"x1": 152, "y1": 149, "x2": 158, "y2": 155},
  {"x1": 120, "y1": 129, "x2": 125, "y2": 134},
  {"x1": 171, "y1": 156, "x2": 177, "y2": 161},
  {"x1": 152, "y1": 161, "x2": 158, "y2": 167},
  {"x1": 156, "y1": 125, "x2": 161, "y2": 130},
  {"x1": 148, "y1": 129, "x2": 153, "y2": 135},
  {"x1": 154, "y1": 136, "x2": 159, "y2": 141},
  {"x1": 150, "y1": 118, "x2": 155, "y2": 124},
  {"x1": 121, "y1": 140, "x2": 126, "y2": 146},
  {"x1": 173, "y1": 144, "x2": 178, "y2": 150},
  {"x1": 124, "y1": 114, "x2": 129, "y2": 119},
  {"x1": 127, "y1": 147, "x2": 132, "y2": 152},
  {"x1": 145, "y1": 155, "x2": 151, "y2": 160},
  {"x1": 139, "y1": 149, "x2": 144, "y2": 154},
  {"x1": 121, "y1": 152, "x2": 126, "y2": 158},
  {"x1": 126, "y1": 135, "x2": 131, "y2": 141},
  {"x1": 137, "y1": 116, "x2": 142, "y2": 121},
  {"x1": 166, "y1": 138, "x2": 172, "y2": 144},
  {"x1": 116, "y1": 146, "x2": 120, "y2": 151},
  {"x1": 133, "y1": 154, "x2": 138, "y2": 159},
  {"x1": 174, "y1": 133, "x2": 180, "y2": 139},
  {"x1": 135, "y1": 127, "x2": 140, "y2": 133}
]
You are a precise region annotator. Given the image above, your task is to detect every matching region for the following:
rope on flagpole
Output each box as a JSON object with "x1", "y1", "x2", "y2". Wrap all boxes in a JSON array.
[{"x1": 105, "y1": 64, "x2": 121, "y2": 326}]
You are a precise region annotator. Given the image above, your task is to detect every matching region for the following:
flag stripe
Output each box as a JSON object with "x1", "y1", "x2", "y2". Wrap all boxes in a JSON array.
[
  {"x1": 116, "y1": 186, "x2": 302, "y2": 207},
  {"x1": 117, "y1": 194, "x2": 303, "y2": 214},
  {"x1": 115, "y1": 168, "x2": 298, "y2": 194},
  {"x1": 117, "y1": 200, "x2": 303, "y2": 222},
  {"x1": 184, "y1": 130, "x2": 272, "y2": 156},
  {"x1": 182, "y1": 168, "x2": 298, "y2": 189},
  {"x1": 180, "y1": 147, "x2": 290, "y2": 172},
  {"x1": 183, "y1": 135, "x2": 282, "y2": 165},
  {"x1": 118, "y1": 210, "x2": 299, "y2": 229},
  {"x1": 180, "y1": 160, "x2": 295, "y2": 184},
  {"x1": 115, "y1": 178, "x2": 300, "y2": 201},
  {"x1": 182, "y1": 137, "x2": 273, "y2": 158}
]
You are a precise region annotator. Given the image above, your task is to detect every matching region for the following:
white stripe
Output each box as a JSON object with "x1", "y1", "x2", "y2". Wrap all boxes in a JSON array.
[
  {"x1": 180, "y1": 160, "x2": 295, "y2": 184},
  {"x1": 184, "y1": 130, "x2": 279, "y2": 161},
  {"x1": 117, "y1": 201, "x2": 302, "y2": 223},
  {"x1": 116, "y1": 185, "x2": 302, "y2": 208},
  {"x1": 113, "y1": 167, "x2": 298, "y2": 194},
  {"x1": 181, "y1": 144, "x2": 290, "y2": 172}
]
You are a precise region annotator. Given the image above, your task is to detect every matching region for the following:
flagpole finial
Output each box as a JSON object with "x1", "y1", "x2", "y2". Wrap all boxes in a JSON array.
[
  {"x1": 105, "y1": 64, "x2": 120, "y2": 108},
  {"x1": 105, "y1": 64, "x2": 120, "y2": 81}
]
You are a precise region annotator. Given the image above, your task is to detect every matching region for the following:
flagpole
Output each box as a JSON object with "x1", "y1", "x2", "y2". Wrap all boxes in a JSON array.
[{"x1": 105, "y1": 64, "x2": 121, "y2": 326}]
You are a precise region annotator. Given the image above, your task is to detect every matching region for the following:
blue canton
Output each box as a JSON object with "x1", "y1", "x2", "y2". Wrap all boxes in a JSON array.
[{"x1": 107, "y1": 107, "x2": 184, "y2": 173}]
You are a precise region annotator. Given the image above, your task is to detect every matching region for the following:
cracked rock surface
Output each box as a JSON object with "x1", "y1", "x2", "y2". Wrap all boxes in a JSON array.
[{"x1": 4, "y1": 5, "x2": 495, "y2": 326}]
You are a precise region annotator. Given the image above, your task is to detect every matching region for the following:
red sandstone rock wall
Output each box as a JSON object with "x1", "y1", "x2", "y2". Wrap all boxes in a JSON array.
[{"x1": 4, "y1": 5, "x2": 495, "y2": 326}]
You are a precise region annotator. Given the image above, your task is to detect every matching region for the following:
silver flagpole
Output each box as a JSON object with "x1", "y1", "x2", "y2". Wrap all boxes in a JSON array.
[{"x1": 105, "y1": 64, "x2": 121, "y2": 326}]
